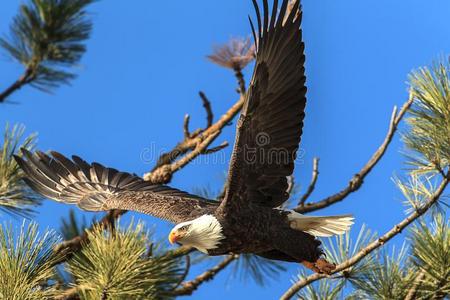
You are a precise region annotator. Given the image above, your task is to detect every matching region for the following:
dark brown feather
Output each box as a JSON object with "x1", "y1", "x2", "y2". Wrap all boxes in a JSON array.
[{"x1": 222, "y1": 0, "x2": 306, "y2": 209}]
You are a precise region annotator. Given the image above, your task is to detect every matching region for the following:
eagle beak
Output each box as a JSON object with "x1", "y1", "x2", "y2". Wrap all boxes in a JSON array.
[{"x1": 168, "y1": 231, "x2": 178, "y2": 244}]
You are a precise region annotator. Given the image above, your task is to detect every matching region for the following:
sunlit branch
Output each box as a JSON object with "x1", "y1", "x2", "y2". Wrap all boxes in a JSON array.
[
  {"x1": 294, "y1": 95, "x2": 414, "y2": 214},
  {"x1": 298, "y1": 158, "x2": 319, "y2": 206}
]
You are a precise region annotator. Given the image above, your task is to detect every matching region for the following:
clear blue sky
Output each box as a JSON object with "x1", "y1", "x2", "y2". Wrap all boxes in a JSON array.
[{"x1": 1, "y1": 0, "x2": 450, "y2": 299}]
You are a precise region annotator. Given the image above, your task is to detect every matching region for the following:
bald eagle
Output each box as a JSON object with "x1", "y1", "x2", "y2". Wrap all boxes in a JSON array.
[{"x1": 15, "y1": 0, "x2": 353, "y2": 274}]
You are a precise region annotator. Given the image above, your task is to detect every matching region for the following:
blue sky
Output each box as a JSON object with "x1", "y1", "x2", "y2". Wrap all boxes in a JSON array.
[{"x1": 1, "y1": 0, "x2": 450, "y2": 299}]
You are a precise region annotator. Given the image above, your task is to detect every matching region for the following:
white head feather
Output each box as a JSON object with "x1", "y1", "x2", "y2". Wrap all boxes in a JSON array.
[{"x1": 171, "y1": 215, "x2": 225, "y2": 253}]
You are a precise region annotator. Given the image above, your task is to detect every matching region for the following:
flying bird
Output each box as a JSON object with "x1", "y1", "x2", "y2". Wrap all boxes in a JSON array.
[{"x1": 15, "y1": 0, "x2": 353, "y2": 274}]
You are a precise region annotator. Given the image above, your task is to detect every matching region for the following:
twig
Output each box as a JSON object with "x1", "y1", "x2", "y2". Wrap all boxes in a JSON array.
[
  {"x1": 234, "y1": 68, "x2": 246, "y2": 95},
  {"x1": 298, "y1": 158, "x2": 319, "y2": 206},
  {"x1": 294, "y1": 96, "x2": 414, "y2": 214},
  {"x1": 183, "y1": 114, "x2": 191, "y2": 138},
  {"x1": 0, "y1": 67, "x2": 34, "y2": 103},
  {"x1": 199, "y1": 91, "x2": 213, "y2": 127},
  {"x1": 144, "y1": 96, "x2": 244, "y2": 184},
  {"x1": 167, "y1": 246, "x2": 195, "y2": 259},
  {"x1": 171, "y1": 254, "x2": 239, "y2": 296},
  {"x1": 280, "y1": 172, "x2": 449, "y2": 300},
  {"x1": 404, "y1": 270, "x2": 426, "y2": 300},
  {"x1": 173, "y1": 255, "x2": 191, "y2": 290},
  {"x1": 144, "y1": 64, "x2": 246, "y2": 184},
  {"x1": 202, "y1": 141, "x2": 229, "y2": 154}
]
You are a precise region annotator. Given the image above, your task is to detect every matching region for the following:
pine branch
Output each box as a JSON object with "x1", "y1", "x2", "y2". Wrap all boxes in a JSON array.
[
  {"x1": 171, "y1": 254, "x2": 238, "y2": 296},
  {"x1": 0, "y1": 68, "x2": 35, "y2": 103},
  {"x1": 404, "y1": 270, "x2": 426, "y2": 300},
  {"x1": 280, "y1": 171, "x2": 449, "y2": 300},
  {"x1": 66, "y1": 221, "x2": 183, "y2": 299},
  {"x1": 52, "y1": 209, "x2": 126, "y2": 264},
  {"x1": 0, "y1": 222, "x2": 61, "y2": 299},
  {"x1": 0, "y1": 123, "x2": 40, "y2": 216},
  {"x1": 294, "y1": 96, "x2": 414, "y2": 214},
  {"x1": 54, "y1": 287, "x2": 78, "y2": 300},
  {"x1": 0, "y1": 0, "x2": 95, "y2": 102},
  {"x1": 403, "y1": 59, "x2": 450, "y2": 174},
  {"x1": 298, "y1": 158, "x2": 319, "y2": 206}
]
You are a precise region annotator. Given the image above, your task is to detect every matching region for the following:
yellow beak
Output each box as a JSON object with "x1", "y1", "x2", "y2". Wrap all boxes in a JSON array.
[{"x1": 168, "y1": 231, "x2": 178, "y2": 244}]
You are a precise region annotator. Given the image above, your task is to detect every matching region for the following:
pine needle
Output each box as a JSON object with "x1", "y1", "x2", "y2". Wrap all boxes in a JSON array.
[{"x1": 0, "y1": 123, "x2": 40, "y2": 217}]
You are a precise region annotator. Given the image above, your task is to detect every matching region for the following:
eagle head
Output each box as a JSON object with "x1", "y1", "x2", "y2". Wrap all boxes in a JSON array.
[{"x1": 168, "y1": 215, "x2": 225, "y2": 253}]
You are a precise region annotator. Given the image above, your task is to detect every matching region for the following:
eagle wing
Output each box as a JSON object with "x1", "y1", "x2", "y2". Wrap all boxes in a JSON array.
[
  {"x1": 221, "y1": 0, "x2": 307, "y2": 209},
  {"x1": 15, "y1": 150, "x2": 217, "y2": 224}
]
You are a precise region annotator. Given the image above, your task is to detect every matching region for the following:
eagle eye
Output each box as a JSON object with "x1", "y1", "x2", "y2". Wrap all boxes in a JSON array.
[{"x1": 179, "y1": 225, "x2": 190, "y2": 231}]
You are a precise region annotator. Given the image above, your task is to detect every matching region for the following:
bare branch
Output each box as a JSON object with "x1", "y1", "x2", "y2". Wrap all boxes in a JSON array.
[
  {"x1": 234, "y1": 68, "x2": 246, "y2": 95},
  {"x1": 144, "y1": 96, "x2": 244, "y2": 184},
  {"x1": 171, "y1": 131, "x2": 221, "y2": 173},
  {"x1": 199, "y1": 91, "x2": 213, "y2": 128},
  {"x1": 171, "y1": 254, "x2": 239, "y2": 296},
  {"x1": 202, "y1": 141, "x2": 229, "y2": 154},
  {"x1": 281, "y1": 172, "x2": 449, "y2": 300},
  {"x1": 298, "y1": 158, "x2": 320, "y2": 206},
  {"x1": 294, "y1": 96, "x2": 414, "y2": 214},
  {"x1": 172, "y1": 255, "x2": 191, "y2": 291},
  {"x1": 168, "y1": 246, "x2": 195, "y2": 259}
]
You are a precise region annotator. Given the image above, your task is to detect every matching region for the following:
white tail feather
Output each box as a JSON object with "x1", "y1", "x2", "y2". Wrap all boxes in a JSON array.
[{"x1": 287, "y1": 211, "x2": 354, "y2": 237}]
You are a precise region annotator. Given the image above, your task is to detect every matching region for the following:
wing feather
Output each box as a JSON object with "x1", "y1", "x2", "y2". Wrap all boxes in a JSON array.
[
  {"x1": 15, "y1": 150, "x2": 217, "y2": 224},
  {"x1": 222, "y1": 0, "x2": 306, "y2": 209}
]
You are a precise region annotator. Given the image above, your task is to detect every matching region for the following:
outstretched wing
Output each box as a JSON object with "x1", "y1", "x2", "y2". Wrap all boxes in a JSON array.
[
  {"x1": 222, "y1": 0, "x2": 307, "y2": 209},
  {"x1": 15, "y1": 150, "x2": 217, "y2": 224}
]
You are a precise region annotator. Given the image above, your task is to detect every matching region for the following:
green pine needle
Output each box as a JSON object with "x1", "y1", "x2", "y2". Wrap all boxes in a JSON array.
[
  {"x1": 68, "y1": 221, "x2": 183, "y2": 300},
  {"x1": 0, "y1": 222, "x2": 60, "y2": 299},
  {"x1": 409, "y1": 213, "x2": 449, "y2": 298},
  {"x1": 403, "y1": 57, "x2": 450, "y2": 175},
  {"x1": 294, "y1": 274, "x2": 344, "y2": 300},
  {"x1": 393, "y1": 173, "x2": 446, "y2": 216},
  {"x1": 349, "y1": 245, "x2": 415, "y2": 300},
  {"x1": 322, "y1": 224, "x2": 377, "y2": 286},
  {"x1": 0, "y1": 0, "x2": 96, "y2": 91},
  {"x1": 0, "y1": 123, "x2": 41, "y2": 217}
]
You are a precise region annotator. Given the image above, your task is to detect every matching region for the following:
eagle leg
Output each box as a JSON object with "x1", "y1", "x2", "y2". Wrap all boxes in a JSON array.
[{"x1": 301, "y1": 258, "x2": 336, "y2": 275}]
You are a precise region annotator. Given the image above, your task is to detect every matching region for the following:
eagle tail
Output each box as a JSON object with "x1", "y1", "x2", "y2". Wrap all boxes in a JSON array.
[{"x1": 287, "y1": 211, "x2": 354, "y2": 237}]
